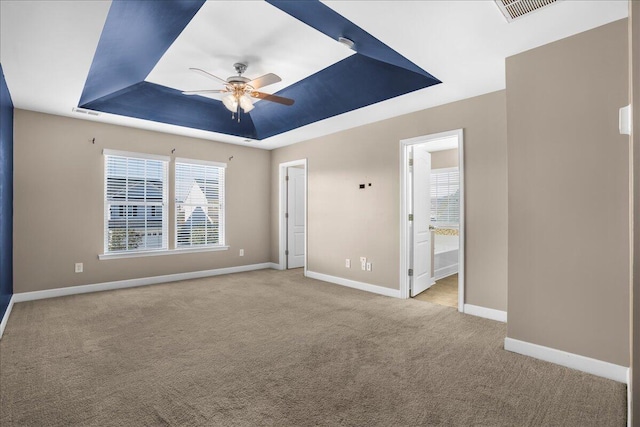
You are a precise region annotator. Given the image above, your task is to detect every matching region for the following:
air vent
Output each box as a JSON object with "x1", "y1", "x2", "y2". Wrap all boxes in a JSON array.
[
  {"x1": 72, "y1": 107, "x2": 100, "y2": 116},
  {"x1": 495, "y1": 0, "x2": 559, "y2": 22}
]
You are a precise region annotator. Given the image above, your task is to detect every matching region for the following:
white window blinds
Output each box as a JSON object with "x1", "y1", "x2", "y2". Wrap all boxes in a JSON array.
[
  {"x1": 430, "y1": 168, "x2": 460, "y2": 225},
  {"x1": 104, "y1": 151, "x2": 169, "y2": 253},
  {"x1": 175, "y1": 160, "x2": 226, "y2": 248}
]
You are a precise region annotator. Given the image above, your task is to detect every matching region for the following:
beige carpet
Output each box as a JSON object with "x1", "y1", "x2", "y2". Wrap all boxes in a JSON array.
[{"x1": 0, "y1": 269, "x2": 626, "y2": 426}]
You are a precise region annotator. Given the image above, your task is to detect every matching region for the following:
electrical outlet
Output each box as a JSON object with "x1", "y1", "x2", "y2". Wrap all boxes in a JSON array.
[
  {"x1": 366, "y1": 262, "x2": 372, "y2": 271},
  {"x1": 360, "y1": 257, "x2": 366, "y2": 263},
  {"x1": 345, "y1": 259, "x2": 351, "y2": 268},
  {"x1": 361, "y1": 257, "x2": 367, "y2": 271},
  {"x1": 239, "y1": 249, "x2": 244, "y2": 256},
  {"x1": 75, "y1": 263, "x2": 83, "y2": 273}
]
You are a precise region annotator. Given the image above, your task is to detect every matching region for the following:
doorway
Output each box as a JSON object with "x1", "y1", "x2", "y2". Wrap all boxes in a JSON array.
[
  {"x1": 400, "y1": 130, "x2": 464, "y2": 312},
  {"x1": 278, "y1": 159, "x2": 307, "y2": 273}
]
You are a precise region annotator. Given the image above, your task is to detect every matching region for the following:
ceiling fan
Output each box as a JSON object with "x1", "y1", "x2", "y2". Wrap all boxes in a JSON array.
[{"x1": 182, "y1": 63, "x2": 295, "y2": 120}]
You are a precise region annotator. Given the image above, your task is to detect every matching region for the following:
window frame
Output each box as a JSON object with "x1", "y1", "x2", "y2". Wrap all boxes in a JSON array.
[
  {"x1": 102, "y1": 149, "x2": 170, "y2": 256},
  {"x1": 174, "y1": 157, "x2": 227, "y2": 250},
  {"x1": 100, "y1": 151, "x2": 230, "y2": 260}
]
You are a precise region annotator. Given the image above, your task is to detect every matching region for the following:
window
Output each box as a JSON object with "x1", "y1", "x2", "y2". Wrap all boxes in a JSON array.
[
  {"x1": 104, "y1": 150, "x2": 169, "y2": 253},
  {"x1": 430, "y1": 167, "x2": 460, "y2": 225},
  {"x1": 175, "y1": 158, "x2": 226, "y2": 248}
]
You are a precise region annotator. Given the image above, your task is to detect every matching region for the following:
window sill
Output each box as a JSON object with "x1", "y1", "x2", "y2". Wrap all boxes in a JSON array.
[{"x1": 99, "y1": 246, "x2": 230, "y2": 260}]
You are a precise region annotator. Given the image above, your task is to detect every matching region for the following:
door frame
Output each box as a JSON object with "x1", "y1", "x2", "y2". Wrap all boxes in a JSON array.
[
  {"x1": 278, "y1": 159, "x2": 308, "y2": 274},
  {"x1": 399, "y1": 129, "x2": 465, "y2": 312}
]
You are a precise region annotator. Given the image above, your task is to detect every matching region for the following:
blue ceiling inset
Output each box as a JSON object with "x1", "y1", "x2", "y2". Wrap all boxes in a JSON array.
[
  {"x1": 251, "y1": 54, "x2": 438, "y2": 139},
  {"x1": 83, "y1": 81, "x2": 258, "y2": 139},
  {"x1": 265, "y1": 0, "x2": 435, "y2": 79},
  {"x1": 79, "y1": 0, "x2": 206, "y2": 106},
  {"x1": 79, "y1": 0, "x2": 441, "y2": 140}
]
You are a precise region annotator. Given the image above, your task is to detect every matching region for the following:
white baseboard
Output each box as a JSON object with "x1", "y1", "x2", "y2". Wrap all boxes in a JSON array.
[
  {"x1": 13, "y1": 263, "x2": 274, "y2": 303},
  {"x1": 269, "y1": 262, "x2": 284, "y2": 271},
  {"x1": 628, "y1": 368, "x2": 632, "y2": 427},
  {"x1": 504, "y1": 337, "x2": 628, "y2": 384},
  {"x1": 0, "y1": 295, "x2": 15, "y2": 340},
  {"x1": 464, "y1": 303, "x2": 507, "y2": 323},
  {"x1": 434, "y1": 264, "x2": 458, "y2": 281},
  {"x1": 306, "y1": 271, "x2": 401, "y2": 298}
]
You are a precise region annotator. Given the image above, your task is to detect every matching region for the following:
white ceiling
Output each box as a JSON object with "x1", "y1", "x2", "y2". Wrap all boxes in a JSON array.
[
  {"x1": 146, "y1": 1, "x2": 354, "y2": 101},
  {"x1": 0, "y1": 0, "x2": 629, "y2": 150}
]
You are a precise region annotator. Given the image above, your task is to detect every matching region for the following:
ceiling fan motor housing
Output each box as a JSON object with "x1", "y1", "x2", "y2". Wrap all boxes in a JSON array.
[{"x1": 227, "y1": 76, "x2": 250, "y2": 85}]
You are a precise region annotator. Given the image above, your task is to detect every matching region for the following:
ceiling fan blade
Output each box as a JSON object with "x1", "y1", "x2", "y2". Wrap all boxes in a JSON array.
[
  {"x1": 189, "y1": 68, "x2": 227, "y2": 85},
  {"x1": 182, "y1": 89, "x2": 226, "y2": 95},
  {"x1": 251, "y1": 91, "x2": 295, "y2": 106},
  {"x1": 248, "y1": 73, "x2": 282, "y2": 90}
]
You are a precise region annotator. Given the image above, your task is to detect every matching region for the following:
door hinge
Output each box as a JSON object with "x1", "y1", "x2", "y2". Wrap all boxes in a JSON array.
[
  {"x1": 285, "y1": 250, "x2": 289, "y2": 255},
  {"x1": 408, "y1": 214, "x2": 413, "y2": 221},
  {"x1": 285, "y1": 213, "x2": 289, "y2": 219},
  {"x1": 408, "y1": 269, "x2": 413, "y2": 276},
  {"x1": 409, "y1": 158, "x2": 413, "y2": 166},
  {"x1": 285, "y1": 175, "x2": 289, "y2": 181}
]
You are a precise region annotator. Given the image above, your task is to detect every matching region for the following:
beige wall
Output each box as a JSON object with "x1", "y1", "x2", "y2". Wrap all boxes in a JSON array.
[
  {"x1": 431, "y1": 148, "x2": 458, "y2": 169},
  {"x1": 13, "y1": 110, "x2": 271, "y2": 293},
  {"x1": 271, "y1": 91, "x2": 508, "y2": 311},
  {"x1": 506, "y1": 19, "x2": 630, "y2": 366}
]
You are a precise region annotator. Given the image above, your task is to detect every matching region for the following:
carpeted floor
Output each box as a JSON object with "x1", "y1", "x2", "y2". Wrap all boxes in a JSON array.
[{"x1": 0, "y1": 269, "x2": 626, "y2": 426}]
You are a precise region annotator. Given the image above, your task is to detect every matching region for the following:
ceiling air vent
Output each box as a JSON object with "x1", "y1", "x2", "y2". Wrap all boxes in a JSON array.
[
  {"x1": 72, "y1": 107, "x2": 100, "y2": 116},
  {"x1": 495, "y1": 0, "x2": 559, "y2": 22}
]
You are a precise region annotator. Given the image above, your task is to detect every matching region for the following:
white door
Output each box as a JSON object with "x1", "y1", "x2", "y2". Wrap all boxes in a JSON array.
[
  {"x1": 287, "y1": 167, "x2": 305, "y2": 269},
  {"x1": 411, "y1": 145, "x2": 432, "y2": 297}
]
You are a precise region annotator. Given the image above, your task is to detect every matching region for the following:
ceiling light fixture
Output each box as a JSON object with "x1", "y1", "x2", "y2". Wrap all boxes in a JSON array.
[
  {"x1": 222, "y1": 93, "x2": 238, "y2": 112},
  {"x1": 239, "y1": 95, "x2": 254, "y2": 113},
  {"x1": 221, "y1": 87, "x2": 254, "y2": 122}
]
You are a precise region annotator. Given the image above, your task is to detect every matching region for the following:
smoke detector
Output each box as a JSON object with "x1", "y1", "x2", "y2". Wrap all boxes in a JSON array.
[
  {"x1": 495, "y1": 0, "x2": 560, "y2": 23},
  {"x1": 338, "y1": 37, "x2": 355, "y2": 51}
]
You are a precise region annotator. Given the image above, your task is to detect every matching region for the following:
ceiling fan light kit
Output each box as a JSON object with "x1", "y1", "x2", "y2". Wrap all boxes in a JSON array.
[
  {"x1": 184, "y1": 62, "x2": 293, "y2": 122},
  {"x1": 239, "y1": 95, "x2": 254, "y2": 113},
  {"x1": 221, "y1": 93, "x2": 239, "y2": 112}
]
